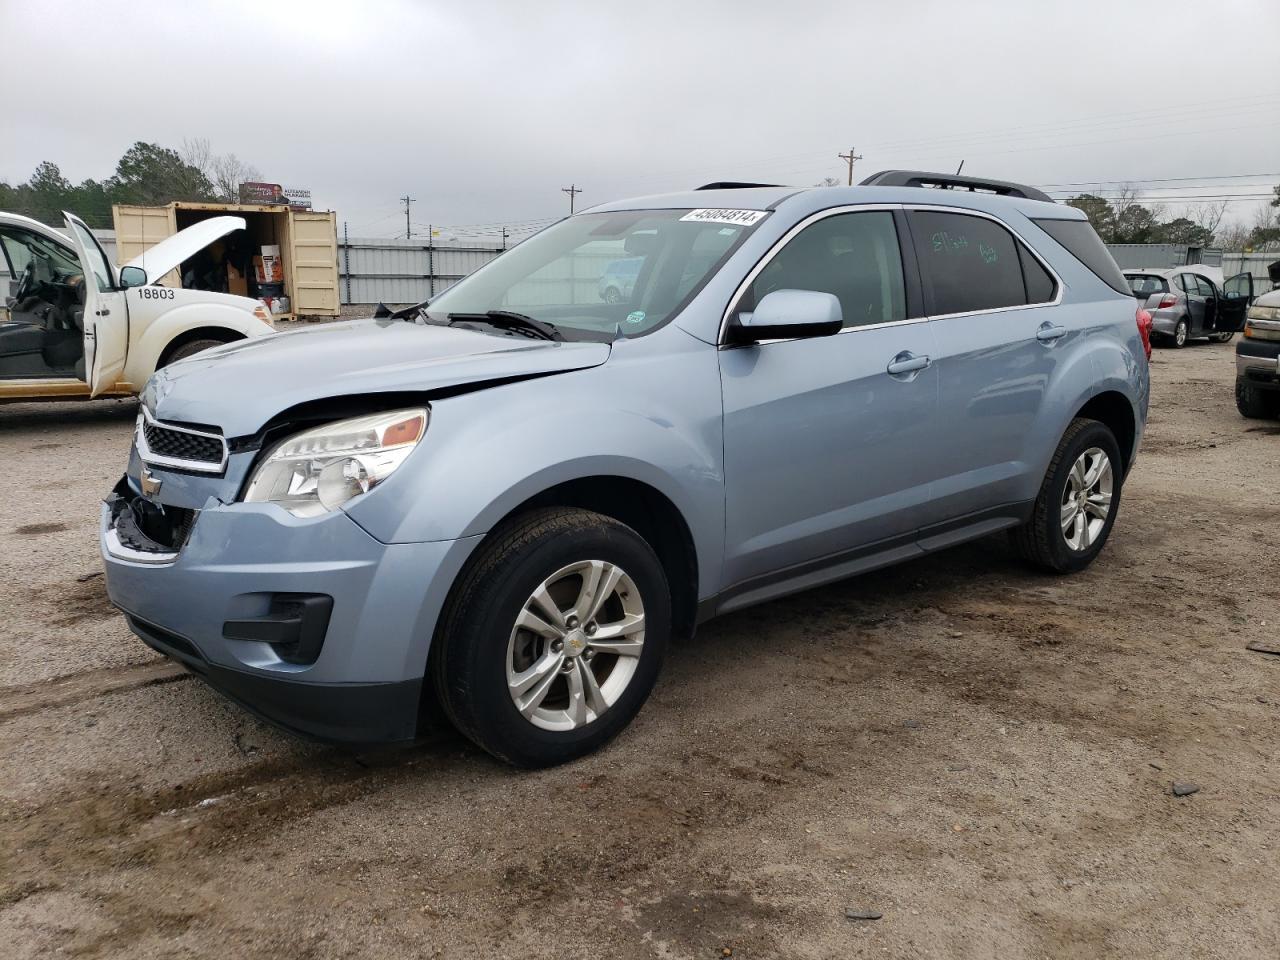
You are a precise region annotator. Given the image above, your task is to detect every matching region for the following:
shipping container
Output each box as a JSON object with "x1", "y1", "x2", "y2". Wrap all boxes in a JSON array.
[
  {"x1": 1105, "y1": 243, "x2": 1224, "y2": 271},
  {"x1": 112, "y1": 201, "x2": 340, "y2": 320}
]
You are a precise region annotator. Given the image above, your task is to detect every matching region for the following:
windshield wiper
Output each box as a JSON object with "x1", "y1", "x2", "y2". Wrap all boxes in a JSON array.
[{"x1": 446, "y1": 310, "x2": 564, "y2": 342}]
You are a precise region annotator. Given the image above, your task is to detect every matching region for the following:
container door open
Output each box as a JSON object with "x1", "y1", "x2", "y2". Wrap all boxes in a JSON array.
[
  {"x1": 111, "y1": 204, "x2": 179, "y2": 286},
  {"x1": 287, "y1": 211, "x2": 340, "y2": 316}
]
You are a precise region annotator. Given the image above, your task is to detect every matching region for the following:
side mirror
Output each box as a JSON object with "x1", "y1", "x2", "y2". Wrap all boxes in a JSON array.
[
  {"x1": 729, "y1": 289, "x2": 843, "y2": 344},
  {"x1": 118, "y1": 265, "x2": 148, "y2": 289}
]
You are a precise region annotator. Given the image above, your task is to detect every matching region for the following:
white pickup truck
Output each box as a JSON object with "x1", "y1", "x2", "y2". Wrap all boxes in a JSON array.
[{"x1": 0, "y1": 211, "x2": 274, "y2": 401}]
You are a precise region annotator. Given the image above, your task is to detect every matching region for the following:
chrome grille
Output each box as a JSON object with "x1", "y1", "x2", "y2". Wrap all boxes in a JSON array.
[
  {"x1": 136, "y1": 408, "x2": 228, "y2": 473},
  {"x1": 142, "y1": 419, "x2": 223, "y2": 464}
]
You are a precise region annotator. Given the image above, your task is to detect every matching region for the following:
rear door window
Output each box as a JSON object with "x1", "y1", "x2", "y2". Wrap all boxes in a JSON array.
[{"x1": 906, "y1": 210, "x2": 1029, "y2": 315}]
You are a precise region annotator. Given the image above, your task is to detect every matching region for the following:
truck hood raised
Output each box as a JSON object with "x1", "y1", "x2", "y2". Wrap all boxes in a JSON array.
[
  {"x1": 143, "y1": 318, "x2": 611, "y2": 437},
  {"x1": 125, "y1": 216, "x2": 246, "y2": 283}
]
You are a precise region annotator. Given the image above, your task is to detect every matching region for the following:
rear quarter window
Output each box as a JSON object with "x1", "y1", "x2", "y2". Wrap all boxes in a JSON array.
[{"x1": 1033, "y1": 218, "x2": 1130, "y2": 295}]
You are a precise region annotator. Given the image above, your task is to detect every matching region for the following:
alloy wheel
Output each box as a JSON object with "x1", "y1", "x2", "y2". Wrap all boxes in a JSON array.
[
  {"x1": 506, "y1": 560, "x2": 645, "y2": 731},
  {"x1": 1060, "y1": 447, "x2": 1113, "y2": 551}
]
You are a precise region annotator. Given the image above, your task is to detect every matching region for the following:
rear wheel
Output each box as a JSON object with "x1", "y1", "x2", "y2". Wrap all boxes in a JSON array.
[
  {"x1": 1173, "y1": 319, "x2": 1189, "y2": 348},
  {"x1": 430, "y1": 508, "x2": 670, "y2": 767},
  {"x1": 1236, "y1": 379, "x2": 1280, "y2": 419},
  {"x1": 161, "y1": 338, "x2": 225, "y2": 366},
  {"x1": 1011, "y1": 418, "x2": 1122, "y2": 574}
]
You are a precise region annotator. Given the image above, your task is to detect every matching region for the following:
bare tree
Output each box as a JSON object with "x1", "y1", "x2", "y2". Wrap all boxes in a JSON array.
[
  {"x1": 1186, "y1": 200, "x2": 1228, "y2": 243},
  {"x1": 1214, "y1": 219, "x2": 1254, "y2": 252},
  {"x1": 813, "y1": 176, "x2": 840, "y2": 187},
  {"x1": 210, "y1": 153, "x2": 261, "y2": 202},
  {"x1": 180, "y1": 137, "x2": 261, "y2": 203},
  {"x1": 1108, "y1": 184, "x2": 1142, "y2": 232},
  {"x1": 179, "y1": 137, "x2": 213, "y2": 176}
]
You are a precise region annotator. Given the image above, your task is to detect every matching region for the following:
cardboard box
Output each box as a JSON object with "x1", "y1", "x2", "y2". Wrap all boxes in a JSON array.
[
  {"x1": 253, "y1": 245, "x2": 283, "y2": 284},
  {"x1": 226, "y1": 262, "x2": 248, "y2": 297}
]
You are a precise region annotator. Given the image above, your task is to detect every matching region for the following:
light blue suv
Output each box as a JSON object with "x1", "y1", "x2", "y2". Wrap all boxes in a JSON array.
[{"x1": 101, "y1": 171, "x2": 1150, "y2": 766}]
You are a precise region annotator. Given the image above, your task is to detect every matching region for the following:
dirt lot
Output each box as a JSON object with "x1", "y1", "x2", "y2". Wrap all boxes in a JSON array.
[{"x1": 1, "y1": 339, "x2": 1277, "y2": 959}]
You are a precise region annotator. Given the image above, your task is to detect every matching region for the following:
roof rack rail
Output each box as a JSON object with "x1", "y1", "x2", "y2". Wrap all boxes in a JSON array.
[
  {"x1": 695, "y1": 181, "x2": 783, "y2": 191},
  {"x1": 858, "y1": 170, "x2": 1054, "y2": 204}
]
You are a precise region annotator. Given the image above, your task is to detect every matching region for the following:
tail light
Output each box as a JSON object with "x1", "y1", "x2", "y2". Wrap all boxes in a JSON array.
[
  {"x1": 1156, "y1": 294, "x2": 1178, "y2": 309},
  {"x1": 1135, "y1": 307, "x2": 1153, "y2": 360}
]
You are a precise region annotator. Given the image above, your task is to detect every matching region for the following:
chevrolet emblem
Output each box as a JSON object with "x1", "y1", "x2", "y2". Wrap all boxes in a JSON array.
[{"x1": 140, "y1": 467, "x2": 163, "y2": 498}]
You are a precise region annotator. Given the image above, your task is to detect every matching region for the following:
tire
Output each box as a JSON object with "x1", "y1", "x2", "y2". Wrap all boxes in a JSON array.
[
  {"x1": 1236, "y1": 379, "x2": 1280, "y2": 420},
  {"x1": 1211, "y1": 331, "x2": 1235, "y2": 343},
  {"x1": 161, "y1": 338, "x2": 225, "y2": 366},
  {"x1": 602, "y1": 287, "x2": 622, "y2": 304},
  {"x1": 1010, "y1": 418, "x2": 1123, "y2": 574},
  {"x1": 1172, "y1": 319, "x2": 1189, "y2": 348},
  {"x1": 430, "y1": 507, "x2": 670, "y2": 767}
]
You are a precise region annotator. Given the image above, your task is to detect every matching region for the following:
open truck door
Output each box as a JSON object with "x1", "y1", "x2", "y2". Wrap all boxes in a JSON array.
[
  {"x1": 1215, "y1": 272, "x2": 1254, "y2": 334},
  {"x1": 63, "y1": 212, "x2": 128, "y2": 396}
]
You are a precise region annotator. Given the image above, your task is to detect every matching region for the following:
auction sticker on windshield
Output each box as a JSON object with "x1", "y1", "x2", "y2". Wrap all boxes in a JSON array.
[{"x1": 679, "y1": 209, "x2": 770, "y2": 226}]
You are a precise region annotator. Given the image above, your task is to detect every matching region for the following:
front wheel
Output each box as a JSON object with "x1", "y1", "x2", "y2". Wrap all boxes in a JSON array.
[
  {"x1": 1211, "y1": 331, "x2": 1235, "y2": 343},
  {"x1": 430, "y1": 508, "x2": 670, "y2": 767},
  {"x1": 161, "y1": 338, "x2": 225, "y2": 367},
  {"x1": 1010, "y1": 418, "x2": 1123, "y2": 574},
  {"x1": 1236, "y1": 379, "x2": 1280, "y2": 419}
]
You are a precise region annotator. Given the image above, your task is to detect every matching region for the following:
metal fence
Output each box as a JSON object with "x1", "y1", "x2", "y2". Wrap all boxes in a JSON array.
[
  {"x1": 336, "y1": 235, "x2": 634, "y2": 306},
  {"x1": 1222, "y1": 252, "x2": 1279, "y2": 292},
  {"x1": 339, "y1": 236, "x2": 507, "y2": 305},
  {"x1": 86, "y1": 230, "x2": 510, "y2": 305}
]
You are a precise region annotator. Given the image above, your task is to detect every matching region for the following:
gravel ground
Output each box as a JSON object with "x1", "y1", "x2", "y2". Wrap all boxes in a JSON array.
[{"x1": 1, "y1": 338, "x2": 1277, "y2": 959}]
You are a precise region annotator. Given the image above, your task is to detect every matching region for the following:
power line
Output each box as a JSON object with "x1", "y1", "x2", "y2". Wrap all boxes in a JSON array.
[
  {"x1": 1049, "y1": 195, "x2": 1274, "y2": 204},
  {"x1": 871, "y1": 94, "x2": 1280, "y2": 153},
  {"x1": 613, "y1": 93, "x2": 1280, "y2": 191},
  {"x1": 1037, "y1": 173, "x2": 1280, "y2": 189},
  {"x1": 875, "y1": 120, "x2": 1280, "y2": 169}
]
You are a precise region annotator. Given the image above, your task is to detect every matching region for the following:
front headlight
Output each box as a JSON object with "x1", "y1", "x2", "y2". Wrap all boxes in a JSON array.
[
  {"x1": 1247, "y1": 304, "x2": 1280, "y2": 322},
  {"x1": 243, "y1": 408, "x2": 428, "y2": 517}
]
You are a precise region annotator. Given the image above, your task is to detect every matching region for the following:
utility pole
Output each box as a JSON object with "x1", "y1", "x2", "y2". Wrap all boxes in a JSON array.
[
  {"x1": 562, "y1": 184, "x2": 582, "y2": 215},
  {"x1": 401, "y1": 195, "x2": 414, "y2": 238},
  {"x1": 837, "y1": 147, "x2": 863, "y2": 186}
]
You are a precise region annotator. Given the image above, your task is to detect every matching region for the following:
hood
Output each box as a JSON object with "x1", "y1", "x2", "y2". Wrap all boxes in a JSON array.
[
  {"x1": 144, "y1": 318, "x2": 611, "y2": 436},
  {"x1": 126, "y1": 216, "x2": 246, "y2": 282}
]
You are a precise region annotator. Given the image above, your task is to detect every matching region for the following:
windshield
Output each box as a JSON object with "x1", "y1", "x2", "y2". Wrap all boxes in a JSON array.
[{"x1": 424, "y1": 209, "x2": 763, "y2": 339}]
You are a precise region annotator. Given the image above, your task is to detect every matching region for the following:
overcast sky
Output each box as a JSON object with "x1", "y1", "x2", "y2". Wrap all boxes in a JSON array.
[{"x1": 4, "y1": 0, "x2": 1278, "y2": 239}]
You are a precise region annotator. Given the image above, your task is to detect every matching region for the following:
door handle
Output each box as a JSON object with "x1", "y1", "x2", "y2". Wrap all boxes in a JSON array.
[
  {"x1": 1036, "y1": 323, "x2": 1067, "y2": 342},
  {"x1": 886, "y1": 352, "x2": 931, "y2": 376}
]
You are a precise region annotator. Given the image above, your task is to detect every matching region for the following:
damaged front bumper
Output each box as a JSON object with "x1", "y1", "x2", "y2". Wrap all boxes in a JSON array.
[{"x1": 100, "y1": 472, "x2": 481, "y2": 743}]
